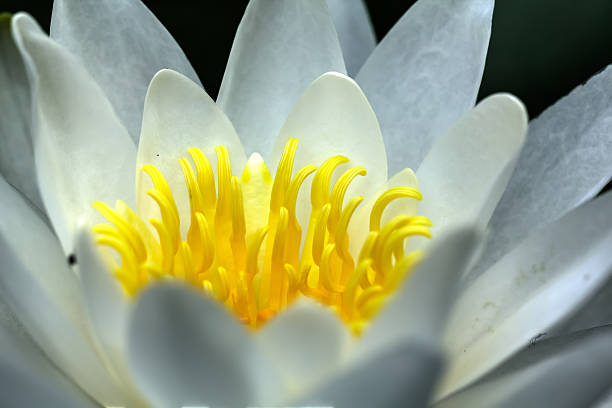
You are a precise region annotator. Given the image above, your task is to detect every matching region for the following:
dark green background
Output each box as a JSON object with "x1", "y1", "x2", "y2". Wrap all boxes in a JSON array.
[{"x1": 3, "y1": 1, "x2": 612, "y2": 120}]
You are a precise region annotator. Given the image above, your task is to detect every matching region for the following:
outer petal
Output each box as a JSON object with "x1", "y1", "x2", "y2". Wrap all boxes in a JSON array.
[
  {"x1": 326, "y1": 0, "x2": 376, "y2": 76},
  {"x1": 0, "y1": 325, "x2": 101, "y2": 408},
  {"x1": 217, "y1": 0, "x2": 346, "y2": 159},
  {"x1": 417, "y1": 94, "x2": 527, "y2": 236},
  {"x1": 12, "y1": 13, "x2": 136, "y2": 254},
  {"x1": 127, "y1": 284, "x2": 278, "y2": 408},
  {"x1": 50, "y1": 0, "x2": 201, "y2": 142},
  {"x1": 0, "y1": 177, "x2": 126, "y2": 405},
  {"x1": 256, "y1": 300, "x2": 351, "y2": 399},
  {"x1": 356, "y1": 0, "x2": 494, "y2": 174},
  {"x1": 473, "y1": 65, "x2": 612, "y2": 280},
  {"x1": 0, "y1": 14, "x2": 43, "y2": 211},
  {"x1": 440, "y1": 191, "x2": 612, "y2": 399},
  {"x1": 435, "y1": 326, "x2": 612, "y2": 407},
  {"x1": 357, "y1": 227, "x2": 483, "y2": 359},
  {"x1": 136, "y1": 69, "x2": 246, "y2": 234},
  {"x1": 270, "y1": 72, "x2": 387, "y2": 230},
  {"x1": 298, "y1": 342, "x2": 443, "y2": 408}
]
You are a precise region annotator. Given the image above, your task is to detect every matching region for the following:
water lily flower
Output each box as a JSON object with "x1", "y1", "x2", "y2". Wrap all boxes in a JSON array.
[{"x1": 2, "y1": 1, "x2": 612, "y2": 407}]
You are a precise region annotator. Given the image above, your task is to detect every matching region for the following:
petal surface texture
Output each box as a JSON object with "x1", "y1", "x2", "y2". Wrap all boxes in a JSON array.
[
  {"x1": 136, "y1": 69, "x2": 246, "y2": 233},
  {"x1": 436, "y1": 326, "x2": 612, "y2": 408},
  {"x1": 12, "y1": 13, "x2": 136, "y2": 253},
  {"x1": 326, "y1": 0, "x2": 376, "y2": 76},
  {"x1": 50, "y1": 0, "x2": 201, "y2": 142},
  {"x1": 0, "y1": 15, "x2": 42, "y2": 210},
  {"x1": 473, "y1": 65, "x2": 612, "y2": 280},
  {"x1": 358, "y1": 227, "x2": 483, "y2": 358},
  {"x1": 270, "y1": 72, "x2": 387, "y2": 228},
  {"x1": 356, "y1": 0, "x2": 494, "y2": 174},
  {"x1": 417, "y1": 94, "x2": 527, "y2": 235},
  {"x1": 0, "y1": 325, "x2": 101, "y2": 408},
  {"x1": 0, "y1": 177, "x2": 126, "y2": 405},
  {"x1": 299, "y1": 342, "x2": 443, "y2": 408},
  {"x1": 128, "y1": 284, "x2": 277, "y2": 408},
  {"x1": 440, "y1": 191, "x2": 612, "y2": 399},
  {"x1": 256, "y1": 300, "x2": 351, "y2": 398},
  {"x1": 217, "y1": 0, "x2": 346, "y2": 159}
]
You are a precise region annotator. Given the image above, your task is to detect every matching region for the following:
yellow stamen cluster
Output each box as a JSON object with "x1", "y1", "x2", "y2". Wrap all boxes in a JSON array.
[{"x1": 93, "y1": 139, "x2": 431, "y2": 334}]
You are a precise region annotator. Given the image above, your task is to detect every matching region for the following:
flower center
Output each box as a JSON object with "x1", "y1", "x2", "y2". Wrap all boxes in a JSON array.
[{"x1": 92, "y1": 139, "x2": 431, "y2": 334}]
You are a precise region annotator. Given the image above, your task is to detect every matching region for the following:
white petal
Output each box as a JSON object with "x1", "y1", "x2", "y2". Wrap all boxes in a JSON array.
[
  {"x1": 217, "y1": 0, "x2": 346, "y2": 159},
  {"x1": 128, "y1": 284, "x2": 278, "y2": 408},
  {"x1": 0, "y1": 15, "x2": 43, "y2": 211},
  {"x1": 555, "y1": 277, "x2": 612, "y2": 335},
  {"x1": 327, "y1": 0, "x2": 376, "y2": 76},
  {"x1": 472, "y1": 65, "x2": 612, "y2": 281},
  {"x1": 435, "y1": 326, "x2": 612, "y2": 407},
  {"x1": 50, "y1": 0, "x2": 200, "y2": 142},
  {"x1": 12, "y1": 13, "x2": 136, "y2": 254},
  {"x1": 417, "y1": 94, "x2": 527, "y2": 236},
  {"x1": 0, "y1": 177, "x2": 126, "y2": 405},
  {"x1": 298, "y1": 342, "x2": 443, "y2": 408},
  {"x1": 440, "y1": 191, "x2": 612, "y2": 399},
  {"x1": 74, "y1": 226, "x2": 129, "y2": 369},
  {"x1": 0, "y1": 326, "x2": 101, "y2": 408},
  {"x1": 357, "y1": 227, "x2": 483, "y2": 358},
  {"x1": 136, "y1": 69, "x2": 246, "y2": 234},
  {"x1": 256, "y1": 300, "x2": 351, "y2": 398},
  {"x1": 270, "y1": 72, "x2": 387, "y2": 230},
  {"x1": 356, "y1": 0, "x2": 494, "y2": 174}
]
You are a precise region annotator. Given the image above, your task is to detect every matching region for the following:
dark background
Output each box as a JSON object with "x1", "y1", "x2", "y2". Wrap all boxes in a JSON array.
[{"x1": 3, "y1": 0, "x2": 612, "y2": 120}]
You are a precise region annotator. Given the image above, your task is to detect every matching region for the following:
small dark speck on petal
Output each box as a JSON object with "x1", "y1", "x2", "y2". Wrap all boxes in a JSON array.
[
  {"x1": 156, "y1": 153, "x2": 160, "y2": 157},
  {"x1": 67, "y1": 253, "x2": 77, "y2": 266}
]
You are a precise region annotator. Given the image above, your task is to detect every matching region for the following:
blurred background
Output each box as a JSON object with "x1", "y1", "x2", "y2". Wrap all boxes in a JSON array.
[{"x1": 4, "y1": 0, "x2": 612, "y2": 120}]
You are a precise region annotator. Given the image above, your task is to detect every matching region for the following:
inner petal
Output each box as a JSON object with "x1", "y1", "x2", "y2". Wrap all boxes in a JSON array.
[{"x1": 92, "y1": 139, "x2": 431, "y2": 334}]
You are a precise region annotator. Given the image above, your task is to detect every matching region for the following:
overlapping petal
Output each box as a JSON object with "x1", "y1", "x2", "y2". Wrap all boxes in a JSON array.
[
  {"x1": 357, "y1": 0, "x2": 494, "y2": 174},
  {"x1": 12, "y1": 13, "x2": 136, "y2": 253},
  {"x1": 50, "y1": 0, "x2": 201, "y2": 142},
  {"x1": 441, "y1": 191, "x2": 612, "y2": 398},
  {"x1": 217, "y1": 0, "x2": 346, "y2": 159}
]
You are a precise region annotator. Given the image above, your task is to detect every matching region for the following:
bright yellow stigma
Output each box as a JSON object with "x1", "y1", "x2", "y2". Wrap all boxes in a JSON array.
[{"x1": 92, "y1": 139, "x2": 431, "y2": 334}]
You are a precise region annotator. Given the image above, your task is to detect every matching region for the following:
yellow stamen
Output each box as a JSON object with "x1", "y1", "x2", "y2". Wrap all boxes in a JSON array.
[{"x1": 92, "y1": 139, "x2": 431, "y2": 334}]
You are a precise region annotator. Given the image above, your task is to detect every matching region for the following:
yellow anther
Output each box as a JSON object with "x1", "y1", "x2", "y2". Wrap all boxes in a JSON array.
[
  {"x1": 369, "y1": 187, "x2": 423, "y2": 232},
  {"x1": 328, "y1": 166, "x2": 366, "y2": 231},
  {"x1": 311, "y1": 155, "x2": 349, "y2": 208},
  {"x1": 188, "y1": 147, "x2": 217, "y2": 211},
  {"x1": 92, "y1": 139, "x2": 432, "y2": 334}
]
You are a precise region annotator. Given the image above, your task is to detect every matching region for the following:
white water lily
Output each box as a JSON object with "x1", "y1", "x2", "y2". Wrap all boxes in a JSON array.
[{"x1": 2, "y1": 1, "x2": 612, "y2": 407}]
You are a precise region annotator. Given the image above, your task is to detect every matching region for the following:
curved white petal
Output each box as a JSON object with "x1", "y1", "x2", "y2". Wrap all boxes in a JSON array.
[
  {"x1": 74, "y1": 226, "x2": 129, "y2": 369},
  {"x1": 0, "y1": 15, "x2": 43, "y2": 211},
  {"x1": 440, "y1": 191, "x2": 612, "y2": 399},
  {"x1": 136, "y1": 69, "x2": 246, "y2": 234},
  {"x1": 356, "y1": 0, "x2": 494, "y2": 174},
  {"x1": 357, "y1": 227, "x2": 483, "y2": 359},
  {"x1": 555, "y1": 277, "x2": 612, "y2": 335},
  {"x1": 270, "y1": 72, "x2": 387, "y2": 230},
  {"x1": 473, "y1": 65, "x2": 612, "y2": 281},
  {"x1": 417, "y1": 94, "x2": 527, "y2": 236},
  {"x1": 256, "y1": 300, "x2": 351, "y2": 398},
  {"x1": 435, "y1": 326, "x2": 612, "y2": 407},
  {"x1": 127, "y1": 284, "x2": 278, "y2": 408},
  {"x1": 12, "y1": 13, "x2": 136, "y2": 254},
  {"x1": 298, "y1": 342, "x2": 443, "y2": 408},
  {"x1": 327, "y1": 0, "x2": 376, "y2": 76},
  {"x1": 0, "y1": 177, "x2": 126, "y2": 405},
  {"x1": 217, "y1": 0, "x2": 346, "y2": 159},
  {"x1": 0, "y1": 326, "x2": 101, "y2": 408},
  {"x1": 50, "y1": 0, "x2": 201, "y2": 142}
]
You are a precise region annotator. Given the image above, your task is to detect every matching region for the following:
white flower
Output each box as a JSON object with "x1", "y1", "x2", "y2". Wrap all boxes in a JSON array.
[{"x1": 1, "y1": 1, "x2": 612, "y2": 407}]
